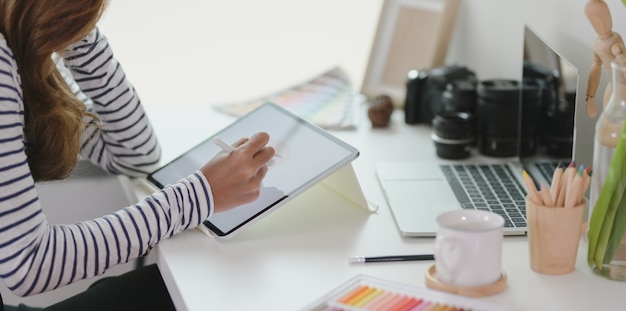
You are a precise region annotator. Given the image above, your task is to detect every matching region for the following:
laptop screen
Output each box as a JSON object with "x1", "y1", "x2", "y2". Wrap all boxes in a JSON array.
[{"x1": 520, "y1": 25, "x2": 578, "y2": 182}]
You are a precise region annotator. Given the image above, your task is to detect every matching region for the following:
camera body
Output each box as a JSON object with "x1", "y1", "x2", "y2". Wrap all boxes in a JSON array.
[{"x1": 404, "y1": 64, "x2": 477, "y2": 124}]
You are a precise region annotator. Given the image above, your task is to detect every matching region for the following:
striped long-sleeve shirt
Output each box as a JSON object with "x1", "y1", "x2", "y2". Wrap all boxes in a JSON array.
[{"x1": 0, "y1": 28, "x2": 213, "y2": 296}]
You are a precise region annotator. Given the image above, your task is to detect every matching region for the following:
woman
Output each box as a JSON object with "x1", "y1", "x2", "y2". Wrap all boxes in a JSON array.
[{"x1": 0, "y1": 0, "x2": 274, "y2": 309}]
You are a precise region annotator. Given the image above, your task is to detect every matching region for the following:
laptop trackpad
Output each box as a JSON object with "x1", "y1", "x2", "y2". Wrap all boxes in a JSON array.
[{"x1": 383, "y1": 179, "x2": 458, "y2": 236}]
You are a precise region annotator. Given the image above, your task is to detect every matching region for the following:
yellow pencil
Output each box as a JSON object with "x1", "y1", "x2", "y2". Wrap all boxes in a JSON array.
[{"x1": 522, "y1": 170, "x2": 543, "y2": 205}]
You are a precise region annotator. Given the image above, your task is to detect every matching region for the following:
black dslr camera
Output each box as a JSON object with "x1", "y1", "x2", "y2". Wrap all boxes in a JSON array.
[{"x1": 404, "y1": 65, "x2": 477, "y2": 124}]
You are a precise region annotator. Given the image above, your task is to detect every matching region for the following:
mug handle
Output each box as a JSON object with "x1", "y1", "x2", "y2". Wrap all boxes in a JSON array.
[{"x1": 434, "y1": 235, "x2": 460, "y2": 283}]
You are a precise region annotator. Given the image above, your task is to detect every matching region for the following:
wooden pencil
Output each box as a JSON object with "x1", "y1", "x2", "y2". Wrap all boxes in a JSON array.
[
  {"x1": 550, "y1": 166, "x2": 563, "y2": 204},
  {"x1": 574, "y1": 165, "x2": 589, "y2": 205},
  {"x1": 556, "y1": 161, "x2": 577, "y2": 207},
  {"x1": 540, "y1": 183, "x2": 555, "y2": 207},
  {"x1": 522, "y1": 170, "x2": 543, "y2": 205},
  {"x1": 565, "y1": 170, "x2": 584, "y2": 208}
]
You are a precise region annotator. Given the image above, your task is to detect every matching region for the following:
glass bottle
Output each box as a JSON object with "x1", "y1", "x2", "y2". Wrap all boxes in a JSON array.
[{"x1": 589, "y1": 59, "x2": 626, "y2": 280}]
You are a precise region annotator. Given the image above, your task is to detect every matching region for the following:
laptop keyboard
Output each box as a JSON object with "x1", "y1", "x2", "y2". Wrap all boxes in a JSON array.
[
  {"x1": 440, "y1": 164, "x2": 527, "y2": 228},
  {"x1": 535, "y1": 160, "x2": 564, "y2": 183}
]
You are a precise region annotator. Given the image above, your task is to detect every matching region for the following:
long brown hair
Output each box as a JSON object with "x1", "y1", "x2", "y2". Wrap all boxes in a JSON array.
[{"x1": 0, "y1": 0, "x2": 107, "y2": 181}]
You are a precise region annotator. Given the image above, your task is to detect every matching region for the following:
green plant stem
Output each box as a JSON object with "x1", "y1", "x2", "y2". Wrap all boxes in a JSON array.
[
  {"x1": 588, "y1": 125, "x2": 626, "y2": 268},
  {"x1": 605, "y1": 173, "x2": 626, "y2": 262},
  {"x1": 590, "y1": 181, "x2": 621, "y2": 267}
]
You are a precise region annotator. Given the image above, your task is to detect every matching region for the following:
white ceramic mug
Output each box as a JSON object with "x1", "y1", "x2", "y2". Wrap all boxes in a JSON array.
[{"x1": 434, "y1": 210, "x2": 504, "y2": 287}]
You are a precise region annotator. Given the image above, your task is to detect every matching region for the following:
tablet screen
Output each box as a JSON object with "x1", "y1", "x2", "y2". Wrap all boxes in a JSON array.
[{"x1": 147, "y1": 102, "x2": 359, "y2": 238}]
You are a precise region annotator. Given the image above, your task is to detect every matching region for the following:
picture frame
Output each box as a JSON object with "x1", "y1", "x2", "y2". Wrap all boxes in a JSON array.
[{"x1": 360, "y1": 0, "x2": 461, "y2": 105}]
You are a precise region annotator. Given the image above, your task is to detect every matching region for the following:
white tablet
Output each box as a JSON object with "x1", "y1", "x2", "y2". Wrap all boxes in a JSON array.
[{"x1": 147, "y1": 102, "x2": 360, "y2": 240}]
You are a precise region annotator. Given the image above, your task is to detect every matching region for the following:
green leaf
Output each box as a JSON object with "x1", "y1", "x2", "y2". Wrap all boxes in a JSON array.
[{"x1": 588, "y1": 121, "x2": 626, "y2": 268}]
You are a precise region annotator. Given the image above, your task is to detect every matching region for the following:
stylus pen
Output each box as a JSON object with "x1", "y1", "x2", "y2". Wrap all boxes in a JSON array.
[
  {"x1": 349, "y1": 254, "x2": 435, "y2": 264},
  {"x1": 212, "y1": 137, "x2": 235, "y2": 153}
]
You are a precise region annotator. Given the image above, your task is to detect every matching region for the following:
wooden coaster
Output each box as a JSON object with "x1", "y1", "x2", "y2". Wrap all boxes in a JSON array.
[{"x1": 424, "y1": 264, "x2": 507, "y2": 297}]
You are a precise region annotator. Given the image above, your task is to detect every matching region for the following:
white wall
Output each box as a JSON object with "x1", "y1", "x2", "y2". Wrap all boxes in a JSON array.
[
  {"x1": 97, "y1": 0, "x2": 383, "y2": 105},
  {"x1": 97, "y1": 0, "x2": 625, "y2": 167}
]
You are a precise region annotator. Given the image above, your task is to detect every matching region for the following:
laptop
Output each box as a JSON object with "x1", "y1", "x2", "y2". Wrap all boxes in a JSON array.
[{"x1": 376, "y1": 25, "x2": 579, "y2": 237}]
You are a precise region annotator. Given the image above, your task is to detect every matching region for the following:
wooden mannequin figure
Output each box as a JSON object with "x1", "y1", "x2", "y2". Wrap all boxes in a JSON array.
[{"x1": 584, "y1": 0, "x2": 626, "y2": 117}]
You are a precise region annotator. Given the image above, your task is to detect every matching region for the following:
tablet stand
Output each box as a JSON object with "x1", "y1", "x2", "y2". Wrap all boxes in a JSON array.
[
  {"x1": 195, "y1": 162, "x2": 376, "y2": 239},
  {"x1": 315, "y1": 163, "x2": 378, "y2": 213}
]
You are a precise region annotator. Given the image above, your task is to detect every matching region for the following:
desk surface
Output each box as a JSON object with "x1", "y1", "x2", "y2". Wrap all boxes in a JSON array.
[{"x1": 143, "y1": 103, "x2": 624, "y2": 311}]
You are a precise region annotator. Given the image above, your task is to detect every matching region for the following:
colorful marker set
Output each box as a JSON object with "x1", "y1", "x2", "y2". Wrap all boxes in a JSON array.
[{"x1": 304, "y1": 275, "x2": 509, "y2": 311}]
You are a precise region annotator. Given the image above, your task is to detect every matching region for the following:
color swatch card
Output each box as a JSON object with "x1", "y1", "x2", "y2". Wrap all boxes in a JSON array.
[
  {"x1": 213, "y1": 66, "x2": 363, "y2": 130},
  {"x1": 303, "y1": 275, "x2": 510, "y2": 311}
]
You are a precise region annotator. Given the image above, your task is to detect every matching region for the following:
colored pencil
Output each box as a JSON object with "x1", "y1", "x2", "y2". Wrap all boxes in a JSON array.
[
  {"x1": 540, "y1": 183, "x2": 555, "y2": 207},
  {"x1": 565, "y1": 168, "x2": 585, "y2": 208},
  {"x1": 546, "y1": 163, "x2": 591, "y2": 207},
  {"x1": 549, "y1": 165, "x2": 563, "y2": 203},
  {"x1": 522, "y1": 170, "x2": 543, "y2": 205},
  {"x1": 555, "y1": 162, "x2": 575, "y2": 207}
]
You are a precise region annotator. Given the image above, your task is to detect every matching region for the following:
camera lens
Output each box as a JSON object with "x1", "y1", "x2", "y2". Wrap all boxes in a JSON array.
[
  {"x1": 442, "y1": 80, "x2": 478, "y2": 146},
  {"x1": 476, "y1": 79, "x2": 519, "y2": 157},
  {"x1": 520, "y1": 78, "x2": 543, "y2": 156},
  {"x1": 442, "y1": 80, "x2": 478, "y2": 113},
  {"x1": 544, "y1": 89, "x2": 575, "y2": 157},
  {"x1": 431, "y1": 111, "x2": 475, "y2": 159}
]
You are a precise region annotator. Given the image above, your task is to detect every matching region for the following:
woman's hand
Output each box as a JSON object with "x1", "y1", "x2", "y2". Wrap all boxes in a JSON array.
[{"x1": 200, "y1": 132, "x2": 275, "y2": 213}]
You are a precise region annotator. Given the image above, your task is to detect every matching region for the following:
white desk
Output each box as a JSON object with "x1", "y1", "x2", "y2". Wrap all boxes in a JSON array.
[{"x1": 143, "y1": 103, "x2": 625, "y2": 311}]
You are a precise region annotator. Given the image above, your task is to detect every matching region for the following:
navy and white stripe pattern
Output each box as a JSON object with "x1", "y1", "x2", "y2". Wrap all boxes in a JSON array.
[
  {"x1": 0, "y1": 28, "x2": 213, "y2": 296},
  {"x1": 63, "y1": 29, "x2": 162, "y2": 176}
]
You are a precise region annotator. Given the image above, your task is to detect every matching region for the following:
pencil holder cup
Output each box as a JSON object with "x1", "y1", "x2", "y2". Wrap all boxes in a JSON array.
[{"x1": 527, "y1": 197, "x2": 586, "y2": 275}]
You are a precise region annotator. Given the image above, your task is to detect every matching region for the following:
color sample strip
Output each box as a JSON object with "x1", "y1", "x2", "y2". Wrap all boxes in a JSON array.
[
  {"x1": 333, "y1": 284, "x2": 468, "y2": 311},
  {"x1": 214, "y1": 67, "x2": 359, "y2": 130}
]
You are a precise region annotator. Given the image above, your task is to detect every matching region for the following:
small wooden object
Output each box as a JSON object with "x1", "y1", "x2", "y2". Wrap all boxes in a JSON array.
[
  {"x1": 367, "y1": 94, "x2": 394, "y2": 127},
  {"x1": 584, "y1": 0, "x2": 626, "y2": 117},
  {"x1": 424, "y1": 264, "x2": 507, "y2": 298},
  {"x1": 527, "y1": 198, "x2": 586, "y2": 275}
]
